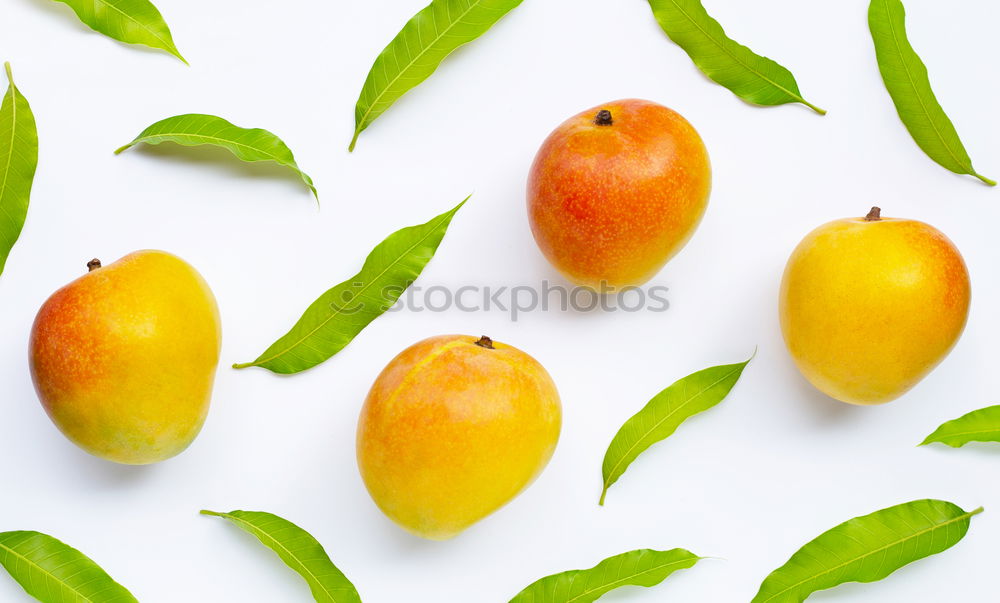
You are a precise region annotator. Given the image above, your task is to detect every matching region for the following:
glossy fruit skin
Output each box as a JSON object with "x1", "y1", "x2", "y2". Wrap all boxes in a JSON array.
[
  {"x1": 780, "y1": 214, "x2": 970, "y2": 405},
  {"x1": 30, "y1": 250, "x2": 221, "y2": 464},
  {"x1": 357, "y1": 335, "x2": 561, "y2": 540},
  {"x1": 528, "y1": 99, "x2": 711, "y2": 289}
]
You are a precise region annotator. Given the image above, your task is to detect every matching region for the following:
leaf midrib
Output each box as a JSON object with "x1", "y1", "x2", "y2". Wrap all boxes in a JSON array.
[
  {"x1": 603, "y1": 365, "x2": 742, "y2": 489},
  {"x1": 0, "y1": 539, "x2": 101, "y2": 603},
  {"x1": 756, "y1": 508, "x2": 976, "y2": 602},
  {"x1": 0, "y1": 84, "x2": 19, "y2": 230},
  {"x1": 215, "y1": 514, "x2": 340, "y2": 603},
  {"x1": 356, "y1": 0, "x2": 484, "y2": 131},
  {"x1": 129, "y1": 132, "x2": 286, "y2": 165},
  {"x1": 562, "y1": 557, "x2": 695, "y2": 603},
  {"x1": 663, "y1": 0, "x2": 808, "y2": 106},
  {"x1": 246, "y1": 209, "x2": 456, "y2": 368},
  {"x1": 932, "y1": 427, "x2": 1000, "y2": 441},
  {"x1": 878, "y1": 0, "x2": 967, "y2": 172}
]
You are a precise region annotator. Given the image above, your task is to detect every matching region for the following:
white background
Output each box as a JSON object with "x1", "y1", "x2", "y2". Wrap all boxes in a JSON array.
[{"x1": 1, "y1": 0, "x2": 998, "y2": 601}]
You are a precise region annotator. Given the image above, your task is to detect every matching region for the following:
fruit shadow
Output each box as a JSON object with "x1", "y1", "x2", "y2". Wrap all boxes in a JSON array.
[
  {"x1": 66, "y1": 451, "x2": 157, "y2": 489},
  {"x1": 120, "y1": 143, "x2": 313, "y2": 198},
  {"x1": 779, "y1": 353, "x2": 862, "y2": 425}
]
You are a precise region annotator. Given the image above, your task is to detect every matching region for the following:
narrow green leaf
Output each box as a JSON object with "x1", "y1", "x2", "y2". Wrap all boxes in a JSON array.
[
  {"x1": 752, "y1": 499, "x2": 982, "y2": 603},
  {"x1": 350, "y1": 0, "x2": 525, "y2": 151},
  {"x1": 647, "y1": 0, "x2": 825, "y2": 114},
  {"x1": 921, "y1": 405, "x2": 1000, "y2": 447},
  {"x1": 0, "y1": 531, "x2": 137, "y2": 603},
  {"x1": 201, "y1": 510, "x2": 361, "y2": 603},
  {"x1": 51, "y1": 0, "x2": 187, "y2": 63},
  {"x1": 509, "y1": 548, "x2": 700, "y2": 603},
  {"x1": 115, "y1": 114, "x2": 317, "y2": 198},
  {"x1": 600, "y1": 354, "x2": 753, "y2": 505},
  {"x1": 0, "y1": 63, "x2": 38, "y2": 277},
  {"x1": 869, "y1": 0, "x2": 994, "y2": 186},
  {"x1": 234, "y1": 197, "x2": 468, "y2": 374}
]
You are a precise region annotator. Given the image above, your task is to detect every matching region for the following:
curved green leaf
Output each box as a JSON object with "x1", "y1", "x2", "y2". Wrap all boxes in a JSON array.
[
  {"x1": 234, "y1": 197, "x2": 467, "y2": 374},
  {"x1": 115, "y1": 114, "x2": 317, "y2": 198},
  {"x1": 0, "y1": 531, "x2": 137, "y2": 603},
  {"x1": 509, "y1": 548, "x2": 700, "y2": 603},
  {"x1": 600, "y1": 354, "x2": 753, "y2": 505},
  {"x1": 869, "y1": 0, "x2": 994, "y2": 186},
  {"x1": 52, "y1": 0, "x2": 186, "y2": 63},
  {"x1": 752, "y1": 499, "x2": 982, "y2": 603},
  {"x1": 921, "y1": 405, "x2": 1000, "y2": 447},
  {"x1": 647, "y1": 0, "x2": 824, "y2": 114},
  {"x1": 0, "y1": 63, "x2": 38, "y2": 277},
  {"x1": 201, "y1": 510, "x2": 361, "y2": 603},
  {"x1": 350, "y1": 0, "x2": 525, "y2": 151}
]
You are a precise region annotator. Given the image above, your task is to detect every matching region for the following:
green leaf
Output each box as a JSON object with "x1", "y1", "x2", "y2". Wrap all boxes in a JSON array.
[
  {"x1": 0, "y1": 531, "x2": 137, "y2": 603},
  {"x1": 51, "y1": 0, "x2": 187, "y2": 64},
  {"x1": 921, "y1": 405, "x2": 1000, "y2": 447},
  {"x1": 600, "y1": 354, "x2": 753, "y2": 505},
  {"x1": 115, "y1": 114, "x2": 318, "y2": 199},
  {"x1": 201, "y1": 510, "x2": 361, "y2": 603},
  {"x1": 752, "y1": 499, "x2": 982, "y2": 603},
  {"x1": 509, "y1": 548, "x2": 700, "y2": 603},
  {"x1": 350, "y1": 0, "x2": 525, "y2": 151},
  {"x1": 647, "y1": 0, "x2": 825, "y2": 115},
  {"x1": 0, "y1": 63, "x2": 38, "y2": 277},
  {"x1": 868, "y1": 0, "x2": 994, "y2": 186},
  {"x1": 234, "y1": 197, "x2": 468, "y2": 374}
]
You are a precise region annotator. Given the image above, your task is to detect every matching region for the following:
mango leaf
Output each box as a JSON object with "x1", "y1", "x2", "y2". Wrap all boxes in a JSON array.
[
  {"x1": 647, "y1": 0, "x2": 825, "y2": 115},
  {"x1": 921, "y1": 405, "x2": 1000, "y2": 447},
  {"x1": 752, "y1": 499, "x2": 982, "y2": 603},
  {"x1": 509, "y1": 548, "x2": 700, "y2": 603},
  {"x1": 201, "y1": 510, "x2": 361, "y2": 603},
  {"x1": 600, "y1": 354, "x2": 753, "y2": 505},
  {"x1": 0, "y1": 63, "x2": 38, "y2": 277},
  {"x1": 52, "y1": 0, "x2": 186, "y2": 64},
  {"x1": 0, "y1": 531, "x2": 137, "y2": 603},
  {"x1": 350, "y1": 0, "x2": 525, "y2": 151},
  {"x1": 115, "y1": 114, "x2": 318, "y2": 198},
  {"x1": 869, "y1": 0, "x2": 994, "y2": 186},
  {"x1": 234, "y1": 197, "x2": 468, "y2": 374}
]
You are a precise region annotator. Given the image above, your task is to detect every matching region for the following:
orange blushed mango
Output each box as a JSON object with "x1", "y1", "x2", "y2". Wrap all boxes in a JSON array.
[
  {"x1": 30, "y1": 250, "x2": 221, "y2": 464},
  {"x1": 357, "y1": 335, "x2": 561, "y2": 540},
  {"x1": 780, "y1": 208, "x2": 970, "y2": 405},
  {"x1": 527, "y1": 99, "x2": 711, "y2": 289}
]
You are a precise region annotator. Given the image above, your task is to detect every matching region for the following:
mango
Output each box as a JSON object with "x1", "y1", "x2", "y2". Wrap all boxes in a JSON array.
[
  {"x1": 780, "y1": 208, "x2": 970, "y2": 405},
  {"x1": 30, "y1": 250, "x2": 221, "y2": 464},
  {"x1": 357, "y1": 335, "x2": 561, "y2": 540},
  {"x1": 527, "y1": 98, "x2": 711, "y2": 289}
]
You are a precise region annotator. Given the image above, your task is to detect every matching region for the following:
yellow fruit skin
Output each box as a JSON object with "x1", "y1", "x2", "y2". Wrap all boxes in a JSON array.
[
  {"x1": 357, "y1": 335, "x2": 562, "y2": 540},
  {"x1": 780, "y1": 214, "x2": 970, "y2": 405},
  {"x1": 29, "y1": 250, "x2": 221, "y2": 464}
]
